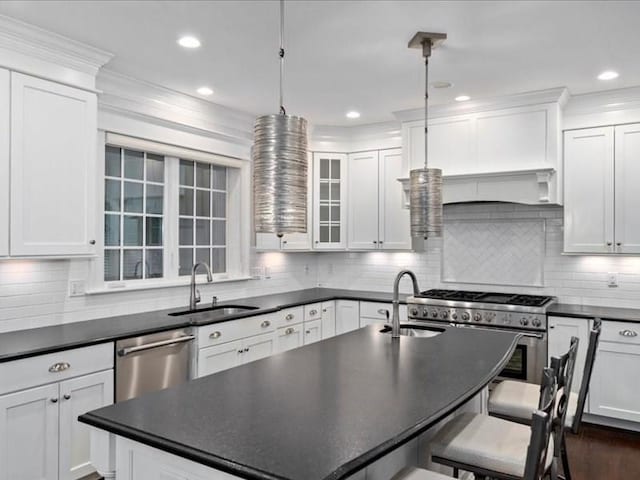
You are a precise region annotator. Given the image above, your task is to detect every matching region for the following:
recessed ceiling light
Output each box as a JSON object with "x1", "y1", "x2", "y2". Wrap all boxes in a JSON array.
[
  {"x1": 598, "y1": 70, "x2": 619, "y2": 81},
  {"x1": 346, "y1": 111, "x2": 361, "y2": 119},
  {"x1": 455, "y1": 95, "x2": 471, "y2": 102},
  {"x1": 178, "y1": 36, "x2": 201, "y2": 49},
  {"x1": 431, "y1": 81, "x2": 452, "y2": 89},
  {"x1": 197, "y1": 87, "x2": 213, "y2": 96}
]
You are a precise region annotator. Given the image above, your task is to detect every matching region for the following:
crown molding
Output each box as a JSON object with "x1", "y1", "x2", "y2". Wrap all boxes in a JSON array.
[
  {"x1": 393, "y1": 87, "x2": 570, "y2": 122},
  {"x1": 0, "y1": 14, "x2": 113, "y2": 76},
  {"x1": 310, "y1": 121, "x2": 402, "y2": 152}
]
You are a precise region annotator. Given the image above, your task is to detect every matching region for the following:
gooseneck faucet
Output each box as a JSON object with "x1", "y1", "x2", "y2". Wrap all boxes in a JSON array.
[
  {"x1": 391, "y1": 270, "x2": 421, "y2": 338},
  {"x1": 189, "y1": 262, "x2": 213, "y2": 310}
]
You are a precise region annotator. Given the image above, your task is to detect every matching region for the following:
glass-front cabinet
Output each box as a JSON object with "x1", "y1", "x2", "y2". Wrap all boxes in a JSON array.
[{"x1": 313, "y1": 153, "x2": 347, "y2": 250}]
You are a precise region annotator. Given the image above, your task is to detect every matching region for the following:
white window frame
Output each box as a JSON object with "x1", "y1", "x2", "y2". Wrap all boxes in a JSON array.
[{"x1": 89, "y1": 132, "x2": 251, "y2": 293}]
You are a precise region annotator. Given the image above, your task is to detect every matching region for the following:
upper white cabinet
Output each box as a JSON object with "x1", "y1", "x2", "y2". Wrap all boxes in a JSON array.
[
  {"x1": 348, "y1": 149, "x2": 410, "y2": 250},
  {"x1": 0, "y1": 68, "x2": 9, "y2": 257},
  {"x1": 10, "y1": 72, "x2": 98, "y2": 256},
  {"x1": 313, "y1": 153, "x2": 348, "y2": 249},
  {"x1": 564, "y1": 124, "x2": 640, "y2": 254}
]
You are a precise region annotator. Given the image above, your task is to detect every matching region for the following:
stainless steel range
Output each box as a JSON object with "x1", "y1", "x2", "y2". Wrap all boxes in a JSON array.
[{"x1": 407, "y1": 289, "x2": 556, "y2": 382}]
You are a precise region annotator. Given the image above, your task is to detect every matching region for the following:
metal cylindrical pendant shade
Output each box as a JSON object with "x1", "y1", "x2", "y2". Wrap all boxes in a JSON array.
[
  {"x1": 253, "y1": 114, "x2": 308, "y2": 234},
  {"x1": 409, "y1": 167, "x2": 443, "y2": 238}
]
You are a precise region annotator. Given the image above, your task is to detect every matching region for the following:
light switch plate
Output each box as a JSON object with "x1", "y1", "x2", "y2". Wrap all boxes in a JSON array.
[{"x1": 69, "y1": 280, "x2": 86, "y2": 297}]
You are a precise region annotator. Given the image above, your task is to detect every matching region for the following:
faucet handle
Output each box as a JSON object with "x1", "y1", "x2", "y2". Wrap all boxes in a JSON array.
[
  {"x1": 195, "y1": 289, "x2": 201, "y2": 304},
  {"x1": 211, "y1": 296, "x2": 218, "y2": 307}
]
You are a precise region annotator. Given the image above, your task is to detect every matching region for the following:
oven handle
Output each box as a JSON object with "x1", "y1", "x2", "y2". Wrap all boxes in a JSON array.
[{"x1": 518, "y1": 332, "x2": 544, "y2": 340}]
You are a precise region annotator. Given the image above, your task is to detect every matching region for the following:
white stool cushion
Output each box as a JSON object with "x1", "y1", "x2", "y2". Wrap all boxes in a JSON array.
[
  {"x1": 430, "y1": 412, "x2": 553, "y2": 477},
  {"x1": 489, "y1": 380, "x2": 579, "y2": 427},
  {"x1": 392, "y1": 467, "x2": 454, "y2": 480},
  {"x1": 489, "y1": 380, "x2": 539, "y2": 420}
]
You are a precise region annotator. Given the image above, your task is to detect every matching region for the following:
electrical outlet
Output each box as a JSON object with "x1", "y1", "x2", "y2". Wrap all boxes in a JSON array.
[
  {"x1": 607, "y1": 272, "x2": 619, "y2": 288},
  {"x1": 69, "y1": 280, "x2": 86, "y2": 297}
]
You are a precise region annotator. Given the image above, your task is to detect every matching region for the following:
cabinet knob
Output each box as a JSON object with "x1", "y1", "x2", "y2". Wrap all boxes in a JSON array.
[
  {"x1": 89, "y1": 240, "x2": 96, "y2": 245},
  {"x1": 323, "y1": 309, "x2": 327, "y2": 313},
  {"x1": 50, "y1": 398, "x2": 58, "y2": 403},
  {"x1": 607, "y1": 242, "x2": 613, "y2": 246},
  {"x1": 306, "y1": 330, "x2": 311, "y2": 334},
  {"x1": 261, "y1": 320, "x2": 271, "y2": 328},
  {"x1": 63, "y1": 394, "x2": 71, "y2": 400},
  {"x1": 616, "y1": 242, "x2": 622, "y2": 247},
  {"x1": 285, "y1": 313, "x2": 294, "y2": 321},
  {"x1": 238, "y1": 350, "x2": 244, "y2": 354},
  {"x1": 379, "y1": 241, "x2": 383, "y2": 244},
  {"x1": 373, "y1": 240, "x2": 377, "y2": 244},
  {"x1": 309, "y1": 309, "x2": 318, "y2": 316},
  {"x1": 244, "y1": 347, "x2": 250, "y2": 352},
  {"x1": 549, "y1": 325, "x2": 555, "y2": 329},
  {"x1": 283, "y1": 241, "x2": 287, "y2": 244},
  {"x1": 285, "y1": 327, "x2": 295, "y2": 335},
  {"x1": 209, "y1": 331, "x2": 222, "y2": 339}
]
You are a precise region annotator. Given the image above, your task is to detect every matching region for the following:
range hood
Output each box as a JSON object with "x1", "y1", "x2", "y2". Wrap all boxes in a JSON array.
[{"x1": 397, "y1": 166, "x2": 558, "y2": 207}]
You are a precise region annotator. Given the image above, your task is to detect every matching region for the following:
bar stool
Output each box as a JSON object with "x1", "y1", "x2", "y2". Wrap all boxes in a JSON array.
[
  {"x1": 488, "y1": 319, "x2": 602, "y2": 479},
  {"x1": 422, "y1": 367, "x2": 558, "y2": 480}
]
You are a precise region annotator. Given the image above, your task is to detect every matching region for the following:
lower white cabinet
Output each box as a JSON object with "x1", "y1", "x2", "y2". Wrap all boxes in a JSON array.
[
  {"x1": 275, "y1": 323, "x2": 304, "y2": 353},
  {"x1": 0, "y1": 366, "x2": 113, "y2": 480},
  {"x1": 589, "y1": 320, "x2": 640, "y2": 423},
  {"x1": 0, "y1": 68, "x2": 9, "y2": 257},
  {"x1": 547, "y1": 315, "x2": 590, "y2": 393},
  {"x1": 335, "y1": 300, "x2": 360, "y2": 335},
  {"x1": 321, "y1": 301, "x2": 336, "y2": 339},
  {"x1": 197, "y1": 332, "x2": 276, "y2": 377},
  {"x1": 303, "y1": 319, "x2": 322, "y2": 345}
]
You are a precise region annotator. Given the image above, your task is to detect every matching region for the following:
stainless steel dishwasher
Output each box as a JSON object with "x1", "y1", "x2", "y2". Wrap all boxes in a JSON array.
[{"x1": 115, "y1": 328, "x2": 194, "y2": 402}]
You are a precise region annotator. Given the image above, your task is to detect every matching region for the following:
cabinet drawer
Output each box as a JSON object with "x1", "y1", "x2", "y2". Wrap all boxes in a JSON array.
[
  {"x1": 600, "y1": 320, "x2": 640, "y2": 345},
  {"x1": 360, "y1": 302, "x2": 393, "y2": 320},
  {"x1": 0, "y1": 342, "x2": 114, "y2": 396},
  {"x1": 197, "y1": 314, "x2": 276, "y2": 348},
  {"x1": 274, "y1": 306, "x2": 304, "y2": 328},
  {"x1": 304, "y1": 303, "x2": 322, "y2": 321}
]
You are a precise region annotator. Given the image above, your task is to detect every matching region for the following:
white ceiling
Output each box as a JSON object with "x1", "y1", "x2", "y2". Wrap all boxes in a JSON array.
[{"x1": 1, "y1": 0, "x2": 639, "y2": 126}]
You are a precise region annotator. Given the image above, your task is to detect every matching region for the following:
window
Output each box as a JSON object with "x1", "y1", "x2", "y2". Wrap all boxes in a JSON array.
[
  {"x1": 178, "y1": 160, "x2": 227, "y2": 275},
  {"x1": 318, "y1": 157, "x2": 342, "y2": 243},
  {"x1": 99, "y1": 134, "x2": 248, "y2": 290},
  {"x1": 104, "y1": 146, "x2": 164, "y2": 281}
]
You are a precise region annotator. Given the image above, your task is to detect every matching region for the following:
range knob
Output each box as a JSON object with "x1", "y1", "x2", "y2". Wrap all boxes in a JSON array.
[
  {"x1": 410, "y1": 307, "x2": 419, "y2": 316},
  {"x1": 484, "y1": 313, "x2": 493, "y2": 323},
  {"x1": 473, "y1": 313, "x2": 482, "y2": 322},
  {"x1": 441, "y1": 311, "x2": 449, "y2": 319},
  {"x1": 422, "y1": 308, "x2": 428, "y2": 317},
  {"x1": 451, "y1": 312, "x2": 458, "y2": 320},
  {"x1": 461, "y1": 312, "x2": 470, "y2": 321},
  {"x1": 520, "y1": 317, "x2": 529, "y2": 326},
  {"x1": 532, "y1": 318, "x2": 542, "y2": 328},
  {"x1": 431, "y1": 310, "x2": 439, "y2": 318}
]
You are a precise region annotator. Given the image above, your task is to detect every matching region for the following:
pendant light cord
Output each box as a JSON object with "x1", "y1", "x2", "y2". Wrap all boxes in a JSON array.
[
  {"x1": 279, "y1": 0, "x2": 286, "y2": 115},
  {"x1": 424, "y1": 52, "x2": 429, "y2": 169}
]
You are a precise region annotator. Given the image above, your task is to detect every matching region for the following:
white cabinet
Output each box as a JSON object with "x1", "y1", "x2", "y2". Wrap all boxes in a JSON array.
[
  {"x1": 335, "y1": 300, "x2": 360, "y2": 335},
  {"x1": 9, "y1": 73, "x2": 97, "y2": 256},
  {"x1": 242, "y1": 333, "x2": 277, "y2": 364},
  {"x1": 0, "y1": 347, "x2": 114, "y2": 480},
  {"x1": 303, "y1": 319, "x2": 322, "y2": 345},
  {"x1": 564, "y1": 124, "x2": 640, "y2": 254},
  {"x1": 348, "y1": 149, "x2": 410, "y2": 250},
  {"x1": 313, "y1": 153, "x2": 348, "y2": 249},
  {"x1": 547, "y1": 316, "x2": 590, "y2": 393},
  {"x1": 275, "y1": 323, "x2": 304, "y2": 352},
  {"x1": 0, "y1": 68, "x2": 9, "y2": 257},
  {"x1": 563, "y1": 128, "x2": 614, "y2": 253},
  {"x1": 321, "y1": 301, "x2": 336, "y2": 339},
  {"x1": 590, "y1": 321, "x2": 640, "y2": 423},
  {"x1": 197, "y1": 340, "x2": 243, "y2": 376}
]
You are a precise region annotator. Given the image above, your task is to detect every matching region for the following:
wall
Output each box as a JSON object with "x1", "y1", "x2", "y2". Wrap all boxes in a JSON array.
[{"x1": 317, "y1": 203, "x2": 640, "y2": 310}]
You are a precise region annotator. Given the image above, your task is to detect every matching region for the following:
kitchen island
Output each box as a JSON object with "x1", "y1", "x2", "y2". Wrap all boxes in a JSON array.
[{"x1": 80, "y1": 324, "x2": 518, "y2": 480}]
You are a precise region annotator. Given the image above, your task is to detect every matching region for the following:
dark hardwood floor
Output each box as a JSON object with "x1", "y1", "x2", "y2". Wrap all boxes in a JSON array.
[{"x1": 565, "y1": 423, "x2": 640, "y2": 480}]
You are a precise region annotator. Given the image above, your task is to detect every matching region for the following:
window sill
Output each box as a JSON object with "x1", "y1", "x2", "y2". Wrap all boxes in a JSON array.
[{"x1": 86, "y1": 275, "x2": 253, "y2": 295}]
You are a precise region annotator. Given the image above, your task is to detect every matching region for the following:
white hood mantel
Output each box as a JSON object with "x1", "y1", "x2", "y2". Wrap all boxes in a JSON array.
[{"x1": 397, "y1": 166, "x2": 557, "y2": 207}]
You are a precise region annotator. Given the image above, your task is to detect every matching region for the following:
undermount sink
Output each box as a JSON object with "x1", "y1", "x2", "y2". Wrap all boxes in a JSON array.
[
  {"x1": 169, "y1": 305, "x2": 259, "y2": 317},
  {"x1": 379, "y1": 324, "x2": 444, "y2": 338}
]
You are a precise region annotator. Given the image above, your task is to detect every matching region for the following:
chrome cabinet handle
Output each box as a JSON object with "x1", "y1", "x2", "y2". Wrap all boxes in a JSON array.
[
  {"x1": 285, "y1": 327, "x2": 295, "y2": 335},
  {"x1": 63, "y1": 394, "x2": 71, "y2": 400},
  {"x1": 244, "y1": 347, "x2": 249, "y2": 352},
  {"x1": 50, "y1": 398, "x2": 58, "y2": 403},
  {"x1": 306, "y1": 330, "x2": 311, "y2": 334},
  {"x1": 607, "y1": 242, "x2": 613, "y2": 246},
  {"x1": 323, "y1": 308, "x2": 327, "y2": 313},
  {"x1": 261, "y1": 320, "x2": 271, "y2": 328},
  {"x1": 309, "y1": 309, "x2": 318, "y2": 316},
  {"x1": 285, "y1": 313, "x2": 294, "y2": 321},
  {"x1": 89, "y1": 240, "x2": 96, "y2": 245},
  {"x1": 209, "y1": 331, "x2": 222, "y2": 339},
  {"x1": 616, "y1": 242, "x2": 622, "y2": 246},
  {"x1": 49, "y1": 362, "x2": 71, "y2": 373},
  {"x1": 373, "y1": 240, "x2": 378, "y2": 244},
  {"x1": 549, "y1": 325, "x2": 555, "y2": 329},
  {"x1": 620, "y1": 329, "x2": 638, "y2": 337},
  {"x1": 238, "y1": 349, "x2": 244, "y2": 354}
]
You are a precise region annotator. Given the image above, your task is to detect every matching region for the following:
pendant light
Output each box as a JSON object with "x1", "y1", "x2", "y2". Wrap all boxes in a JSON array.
[
  {"x1": 253, "y1": 0, "x2": 308, "y2": 236},
  {"x1": 408, "y1": 32, "x2": 447, "y2": 239}
]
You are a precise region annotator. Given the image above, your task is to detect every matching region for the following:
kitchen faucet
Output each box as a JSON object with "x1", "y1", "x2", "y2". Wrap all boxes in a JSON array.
[
  {"x1": 189, "y1": 262, "x2": 213, "y2": 310},
  {"x1": 391, "y1": 270, "x2": 421, "y2": 338}
]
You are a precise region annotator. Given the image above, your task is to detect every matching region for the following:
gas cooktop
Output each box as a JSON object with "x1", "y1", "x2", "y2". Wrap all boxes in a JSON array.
[{"x1": 414, "y1": 289, "x2": 554, "y2": 307}]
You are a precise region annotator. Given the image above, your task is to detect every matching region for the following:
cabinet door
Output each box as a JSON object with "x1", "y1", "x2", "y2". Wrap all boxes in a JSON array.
[
  {"x1": 197, "y1": 341, "x2": 242, "y2": 377},
  {"x1": 0, "y1": 68, "x2": 9, "y2": 257},
  {"x1": 335, "y1": 300, "x2": 360, "y2": 335},
  {"x1": 563, "y1": 128, "x2": 614, "y2": 253},
  {"x1": 303, "y1": 319, "x2": 322, "y2": 345},
  {"x1": 614, "y1": 123, "x2": 640, "y2": 253},
  {"x1": 256, "y1": 233, "x2": 281, "y2": 251},
  {"x1": 10, "y1": 73, "x2": 97, "y2": 256},
  {"x1": 59, "y1": 370, "x2": 114, "y2": 480},
  {"x1": 313, "y1": 153, "x2": 347, "y2": 250},
  {"x1": 275, "y1": 324, "x2": 304, "y2": 353},
  {"x1": 590, "y1": 340, "x2": 640, "y2": 422},
  {"x1": 282, "y1": 157, "x2": 313, "y2": 251},
  {"x1": 548, "y1": 316, "x2": 589, "y2": 393},
  {"x1": 379, "y1": 148, "x2": 411, "y2": 250},
  {"x1": 0, "y1": 383, "x2": 59, "y2": 480},
  {"x1": 242, "y1": 333, "x2": 276, "y2": 364},
  {"x1": 348, "y1": 151, "x2": 379, "y2": 250},
  {"x1": 321, "y1": 301, "x2": 336, "y2": 339}
]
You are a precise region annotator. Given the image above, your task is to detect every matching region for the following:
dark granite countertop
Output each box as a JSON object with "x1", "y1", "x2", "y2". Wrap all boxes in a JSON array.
[
  {"x1": 0, "y1": 288, "x2": 408, "y2": 363},
  {"x1": 548, "y1": 303, "x2": 640, "y2": 323},
  {"x1": 80, "y1": 325, "x2": 518, "y2": 480}
]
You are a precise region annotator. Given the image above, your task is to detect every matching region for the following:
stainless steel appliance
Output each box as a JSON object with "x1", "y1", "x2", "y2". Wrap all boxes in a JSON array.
[
  {"x1": 407, "y1": 289, "x2": 556, "y2": 383},
  {"x1": 115, "y1": 328, "x2": 194, "y2": 402}
]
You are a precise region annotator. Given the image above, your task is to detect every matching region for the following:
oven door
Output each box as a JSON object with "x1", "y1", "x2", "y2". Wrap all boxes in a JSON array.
[{"x1": 498, "y1": 331, "x2": 547, "y2": 383}]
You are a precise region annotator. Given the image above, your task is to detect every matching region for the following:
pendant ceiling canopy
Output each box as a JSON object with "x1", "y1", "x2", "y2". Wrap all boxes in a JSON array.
[
  {"x1": 253, "y1": 0, "x2": 309, "y2": 236},
  {"x1": 408, "y1": 32, "x2": 447, "y2": 239}
]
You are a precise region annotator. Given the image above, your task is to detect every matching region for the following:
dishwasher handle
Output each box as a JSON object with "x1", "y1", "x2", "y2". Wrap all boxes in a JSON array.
[{"x1": 117, "y1": 335, "x2": 195, "y2": 357}]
